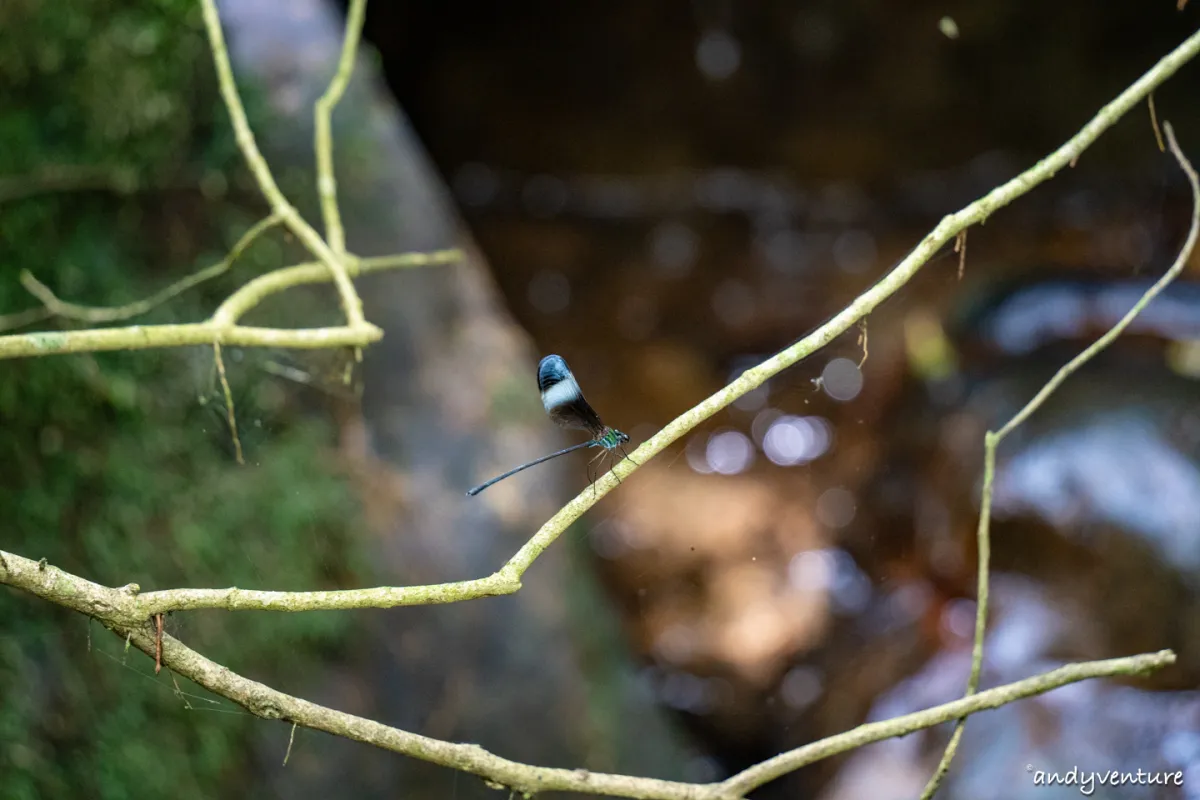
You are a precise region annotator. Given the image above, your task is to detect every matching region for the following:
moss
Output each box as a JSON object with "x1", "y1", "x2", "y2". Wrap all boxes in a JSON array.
[{"x1": 0, "y1": 3, "x2": 367, "y2": 798}]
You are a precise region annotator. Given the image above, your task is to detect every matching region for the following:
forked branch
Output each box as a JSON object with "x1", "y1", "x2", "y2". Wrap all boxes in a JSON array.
[{"x1": 918, "y1": 121, "x2": 1200, "y2": 798}]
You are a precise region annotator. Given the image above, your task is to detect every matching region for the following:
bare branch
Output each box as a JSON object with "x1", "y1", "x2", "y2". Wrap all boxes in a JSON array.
[
  {"x1": 997, "y1": 123, "x2": 1199, "y2": 443},
  {"x1": 0, "y1": 547, "x2": 1174, "y2": 800},
  {"x1": 132, "y1": 574, "x2": 517, "y2": 617},
  {"x1": 20, "y1": 214, "x2": 281, "y2": 324},
  {"x1": 718, "y1": 651, "x2": 1173, "y2": 798},
  {"x1": 0, "y1": 322, "x2": 381, "y2": 360},
  {"x1": 17, "y1": 27, "x2": 1196, "y2": 613},
  {"x1": 0, "y1": 164, "x2": 139, "y2": 204},
  {"x1": 1, "y1": 8, "x2": 1197, "y2": 798},
  {"x1": 198, "y1": 0, "x2": 367, "y2": 333},
  {"x1": 918, "y1": 121, "x2": 1200, "y2": 798},
  {"x1": 212, "y1": 248, "x2": 462, "y2": 325},
  {"x1": 314, "y1": 0, "x2": 367, "y2": 254},
  {"x1": 0, "y1": 306, "x2": 53, "y2": 334},
  {"x1": 495, "y1": 26, "x2": 1200, "y2": 586},
  {"x1": 0, "y1": 249, "x2": 460, "y2": 360},
  {"x1": 0, "y1": 3, "x2": 461, "y2": 363}
]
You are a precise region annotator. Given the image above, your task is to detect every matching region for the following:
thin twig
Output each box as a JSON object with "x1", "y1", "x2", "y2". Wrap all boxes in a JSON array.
[
  {"x1": 154, "y1": 613, "x2": 164, "y2": 675},
  {"x1": 0, "y1": 164, "x2": 139, "y2": 204},
  {"x1": 213, "y1": 342, "x2": 245, "y2": 465},
  {"x1": 1149, "y1": 93, "x2": 1165, "y2": 152},
  {"x1": 171, "y1": 672, "x2": 195, "y2": 710},
  {"x1": 857, "y1": 318, "x2": 869, "y2": 368},
  {"x1": 999, "y1": 124, "x2": 1197, "y2": 440},
  {"x1": 954, "y1": 229, "x2": 968, "y2": 280},
  {"x1": 283, "y1": 721, "x2": 298, "y2": 766},
  {"x1": 0, "y1": 306, "x2": 54, "y2": 334},
  {"x1": 314, "y1": 0, "x2": 367, "y2": 255},
  {"x1": 20, "y1": 214, "x2": 281, "y2": 324},
  {"x1": 918, "y1": 121, "x2": 1200, "y2": 799}
]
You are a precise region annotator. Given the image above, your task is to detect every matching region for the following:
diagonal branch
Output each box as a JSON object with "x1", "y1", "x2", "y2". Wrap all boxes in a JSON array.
[
  {"x1": 493, "y1": 25, "x2": 1200, "y2": 583},
  {"x1": 32, "y1": 26, "x2": 1200, "y2": 614},
  {"x1": 0, "y1": 547, "x2": 1174, "y2": 800}
]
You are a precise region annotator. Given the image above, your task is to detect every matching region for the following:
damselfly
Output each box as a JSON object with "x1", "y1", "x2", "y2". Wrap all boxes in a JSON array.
[{"x1": 466, "y1": 354, "x2": 635, "y2": 496}]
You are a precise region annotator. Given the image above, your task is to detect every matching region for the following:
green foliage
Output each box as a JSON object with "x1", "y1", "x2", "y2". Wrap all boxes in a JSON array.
[
  {"x1": 0, "y1": 0, "x2": 204, "y2": 171},
  {"x1": 0, "y1": 2, "x2": 368, "y2": 798}
]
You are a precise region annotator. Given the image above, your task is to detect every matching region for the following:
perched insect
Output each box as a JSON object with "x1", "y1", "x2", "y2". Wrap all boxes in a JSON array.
[{"x1": 466, "y1": 354, "x2": 634, "y2": 496}]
